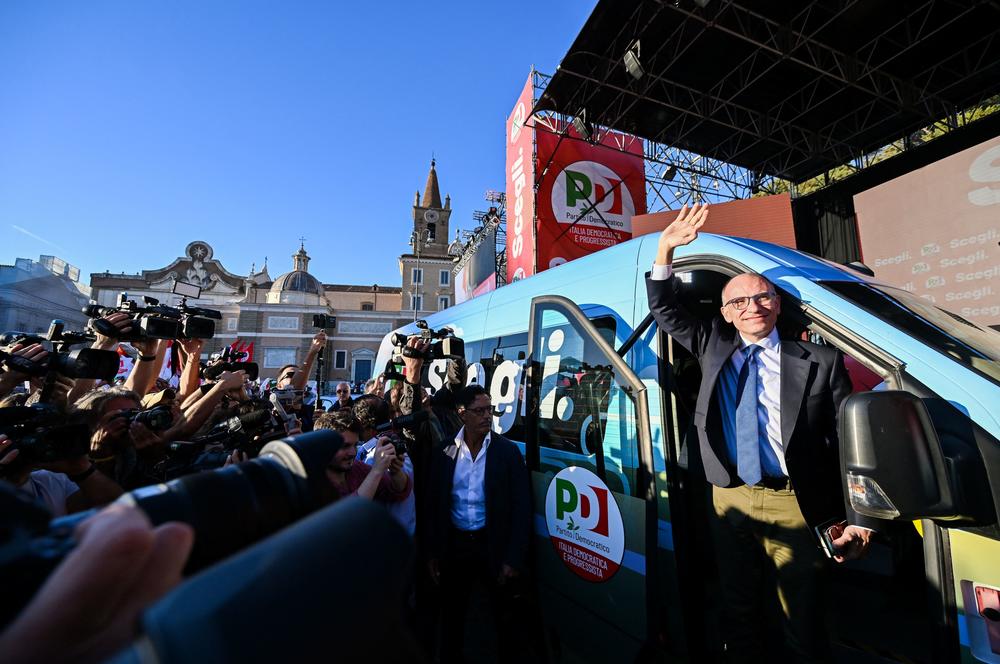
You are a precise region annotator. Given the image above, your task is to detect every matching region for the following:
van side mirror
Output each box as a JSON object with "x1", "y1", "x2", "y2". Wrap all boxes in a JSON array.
[{"x1": 839, "y1": 390, "x2": 973, "y2": 522}]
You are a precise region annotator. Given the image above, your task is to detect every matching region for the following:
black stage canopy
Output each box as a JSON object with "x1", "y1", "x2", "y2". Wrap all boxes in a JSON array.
[{"x1": 537, "y1": 0, "x2": 1000, "y2": 183}]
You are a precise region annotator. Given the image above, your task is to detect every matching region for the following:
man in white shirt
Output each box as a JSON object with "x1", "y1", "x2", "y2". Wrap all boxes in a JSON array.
[{"x1": 427, "y1": 385, "x2": 530, "y2": 664}]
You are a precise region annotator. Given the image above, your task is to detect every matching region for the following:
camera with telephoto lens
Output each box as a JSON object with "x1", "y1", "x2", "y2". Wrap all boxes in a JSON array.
[
  {"x1": 0, "y1": 429, "x2": 345, "y2": 627},
  {"x1": 391, "y1": 319, "x2": 465, "y2": 362},
  {"x1": 0, "y1": 321, "x2": 119, "y2": 383},
  {"x1": 0, "y1": 405, "x2": 91, "y2": 479},
  {"x1": 202, "y1": 346, "x2": 259, "y2": 382}
]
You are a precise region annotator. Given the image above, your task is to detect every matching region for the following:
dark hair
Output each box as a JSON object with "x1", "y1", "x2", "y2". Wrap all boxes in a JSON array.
[
  {"x1": 352, "y1": 394, "x2": 390, "y2": 429},
  {"x1": 455, "y1": 384, "x2": 488, "y2": 410},
  {"x1": 276, "y1": 364, "x2": 297, "y2": 379},
  {"x1": 315, "y1": 410, "x2": 362, "y2": 436}
]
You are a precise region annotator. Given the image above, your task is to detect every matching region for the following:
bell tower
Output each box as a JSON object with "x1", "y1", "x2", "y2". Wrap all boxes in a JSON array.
[
  {"x1": 400, "y1": 159, "x2": 458, "y2": 314},
  {"x1": 411, "y1": 159, "x2": 452, "y2": 258}
]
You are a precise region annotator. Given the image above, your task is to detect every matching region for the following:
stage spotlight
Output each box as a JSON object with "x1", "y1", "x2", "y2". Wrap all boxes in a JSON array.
[
  {"x1": 573, "y1": 109, "x2": 594, "y2": 142},
  {"x1": 624, "y1": 40, "x2": 643, "y2": 80},
  {"x1": 663, "y1": 164, "x2": 677, "y2": 181}
]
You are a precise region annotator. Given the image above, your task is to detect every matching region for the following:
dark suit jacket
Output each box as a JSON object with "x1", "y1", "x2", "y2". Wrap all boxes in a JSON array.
[
  {"x1": 428, "y1": 431, "x2": 532, "y2": 574},
  {"x1": 647, "y1": 274, "x2": 853, "y2": 530}
]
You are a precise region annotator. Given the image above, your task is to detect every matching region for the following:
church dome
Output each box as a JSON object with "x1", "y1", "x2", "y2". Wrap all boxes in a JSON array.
[
  {"x1": 264, "y1": 242, "x2": 326, "y2": 305},
  {"x1": 269, "y1": 270, "x2": 321, "y2": 295}
]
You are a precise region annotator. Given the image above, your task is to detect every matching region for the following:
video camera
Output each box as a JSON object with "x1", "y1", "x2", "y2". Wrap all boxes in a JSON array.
[
  {"x1": 83, "y1": 281, "x2": 222, "y2": 341},
  {"x1": 391, "y1": 319, "x2": 465, "y2": 362},
  {"x1": 0, "y1": 429, "x2": 345, "y2": 627},
  {"x1": 202, "y1": 346, "x2": 259, "y2": 382},
  {"x1": 0, "y1": 321, "x2": 119, "y2": 383}
]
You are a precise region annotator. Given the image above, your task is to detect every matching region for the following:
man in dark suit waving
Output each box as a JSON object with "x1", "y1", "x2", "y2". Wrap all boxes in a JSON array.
[
  {"x1": 646, "y1": 204, "x2": 871, "y2": 663},
  {"x1": 428, "y1": 384, "x2": 531, "y2": 663}
]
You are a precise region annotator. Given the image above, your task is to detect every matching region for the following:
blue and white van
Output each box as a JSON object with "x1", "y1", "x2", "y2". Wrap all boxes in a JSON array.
[{"x1": 377, "y1": 232, "x2": 1000, "y2": 664}]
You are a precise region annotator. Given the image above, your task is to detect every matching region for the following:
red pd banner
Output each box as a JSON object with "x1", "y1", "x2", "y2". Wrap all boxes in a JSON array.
[
  {"x1": 505, "y1": 75, "x2": 537, "y2": 282},
  {"x1": 534, "y1": 124, "x2": 646, "y2": 271}
]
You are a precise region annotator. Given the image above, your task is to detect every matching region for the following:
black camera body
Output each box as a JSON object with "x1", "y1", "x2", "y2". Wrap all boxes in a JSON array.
[
  {"x1": 202, "y1": 346, "x2": 259, "y2": 382},
  {"x1": 391, "y1": 319, "x2": 465, "y2": 362},
  {"x1": 0, "y1": 405, "x2": 91, "y2": 477},
  {"x1": 0, "y1": 322, "x2": 119, "y2": 382},
  {"x1": 312, "y1": 314, "x2": 336, "y2": 329},
  {"x1": 122, "y1": 404, "x2": 174, "y2": 432}
]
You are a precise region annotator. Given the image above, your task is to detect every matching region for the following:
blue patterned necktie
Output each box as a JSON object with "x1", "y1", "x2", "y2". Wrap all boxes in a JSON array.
[{"x1": 735, "y1": 345, "x2": 763, "y2": 486}]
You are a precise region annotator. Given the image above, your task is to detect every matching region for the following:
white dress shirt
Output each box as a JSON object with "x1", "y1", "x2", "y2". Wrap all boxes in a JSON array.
[
  {"x1": 451, "y1": 426, "x2": 490, "y2": 531},
  {"x1": 652, "y1": 262, "x2": 786, "y2": 476}
]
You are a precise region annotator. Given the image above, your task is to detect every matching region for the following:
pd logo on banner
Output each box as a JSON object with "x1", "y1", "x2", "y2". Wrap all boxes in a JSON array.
[
  {"x1": 545, "y1": 466, "x2": 625, "y2": 582},
  {"x1": 552, "y1": 160, "x2": 636, "y2": 232}
]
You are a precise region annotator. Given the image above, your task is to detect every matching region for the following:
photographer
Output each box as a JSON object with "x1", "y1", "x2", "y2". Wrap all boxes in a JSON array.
[
  {"x1": 314, "y1": 410, "x2": 409, "y2": 503},
  {"x1": 353, "y1": 395, "x2": 417, "y2": 536},
  {"x1": 0, "y1": 434, "x2": 123, "y2": 516},
  {"x1": 75, "y1": 388, "x2": 155, "y2": 489}
]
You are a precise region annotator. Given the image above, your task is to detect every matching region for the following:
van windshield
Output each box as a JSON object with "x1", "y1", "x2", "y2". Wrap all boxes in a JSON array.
[{"x1": 821, "y1": 281, "x2": 1000, "y2": 384}]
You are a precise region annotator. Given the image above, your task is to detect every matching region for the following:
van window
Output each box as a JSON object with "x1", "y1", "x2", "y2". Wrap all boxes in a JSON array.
[{"x1": 822, "y1": 281, "x2": 1000, "y2": 384}]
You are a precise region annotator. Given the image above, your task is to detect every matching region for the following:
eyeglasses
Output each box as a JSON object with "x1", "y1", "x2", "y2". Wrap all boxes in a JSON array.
[
  {"x1": 336, "y1": 389, "x2": 349, "y2": 394},
  {"x1": 723, "y1": 291, "x2": 776, "y2": 311},
  {"x1": 280, "y1": 372, "x2": 295, "y2": 381},
  {"x1": 464, "y1": 406, "x2": 492, "y2": 417}
]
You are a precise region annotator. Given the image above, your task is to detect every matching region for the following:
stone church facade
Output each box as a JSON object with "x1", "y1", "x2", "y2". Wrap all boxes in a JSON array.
[{"x1": 88, "y1": 161, "x2": 459, "y2": 389}]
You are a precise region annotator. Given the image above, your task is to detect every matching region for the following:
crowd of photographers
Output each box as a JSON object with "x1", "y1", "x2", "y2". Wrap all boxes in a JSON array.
[{"x1": 0, "y1": 293, "x2": 533, "y2": 663}]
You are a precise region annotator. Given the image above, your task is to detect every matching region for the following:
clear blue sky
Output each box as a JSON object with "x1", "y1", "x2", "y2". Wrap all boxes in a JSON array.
[{"x1": 0, "y1": 0, "x2": 594, "y2": 287}]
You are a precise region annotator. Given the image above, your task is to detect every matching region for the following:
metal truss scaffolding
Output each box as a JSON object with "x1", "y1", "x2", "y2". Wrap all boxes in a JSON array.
[{"x1": 536, "y1": 0, "x2": 1000, "y2": 185}]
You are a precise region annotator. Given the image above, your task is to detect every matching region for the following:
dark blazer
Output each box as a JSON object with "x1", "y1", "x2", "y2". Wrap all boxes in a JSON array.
[
  {"x1": 647, "y1": 274, "x2": 853, "y2": 530},
  {"x1": 428, "y1": 430, "x2": 532, "y2": 574}
]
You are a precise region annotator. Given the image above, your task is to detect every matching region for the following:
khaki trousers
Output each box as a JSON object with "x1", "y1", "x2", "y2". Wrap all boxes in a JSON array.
[{"x1": 711, "y1": 483, "x2": 829, "y2": 664}]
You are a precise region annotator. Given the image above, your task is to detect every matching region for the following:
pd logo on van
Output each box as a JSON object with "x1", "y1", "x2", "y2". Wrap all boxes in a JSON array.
[
  {"x1": 551, "y1": 160, "x2": 635, "y2": 232},
  {"x1": 545, "y1": 467, "x2": 625, "y2": 582}
]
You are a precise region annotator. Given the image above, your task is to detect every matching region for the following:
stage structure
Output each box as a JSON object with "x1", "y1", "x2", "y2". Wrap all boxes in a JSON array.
[
  {"x1": 453, "y1": 190, "x2": 507, "y2": 303},
  {"x1": 532, "y1": 0, "x2": 1000, "y2": 264}
]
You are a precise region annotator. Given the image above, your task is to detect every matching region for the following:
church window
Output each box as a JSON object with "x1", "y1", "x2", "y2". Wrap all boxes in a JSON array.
[
  {"x1": 334, "y1": 350, "x2": 347, "y2": 369},
  {"x1": 264, "y1": 347, "x2": 296, "y2": 368},
  {"x1": 267, "y1": 316, "x2": 299, "y2": 330},
  {"x1": 361, "y1": 302, "x2": 374, "y2": 311}
]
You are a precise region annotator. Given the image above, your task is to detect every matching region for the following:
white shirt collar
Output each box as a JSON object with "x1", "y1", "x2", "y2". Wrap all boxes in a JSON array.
[
  {"x1": 738, "y1": 326, "x2": 781, "y2": 353},
  {"x1": 455, "y1": 426, "x2": 491, "y2": 455}
]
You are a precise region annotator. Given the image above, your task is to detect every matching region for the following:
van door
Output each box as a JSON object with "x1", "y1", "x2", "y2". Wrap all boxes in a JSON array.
[{"x1": 525, "y1": 295, "x2": 657, "y2": 663}]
